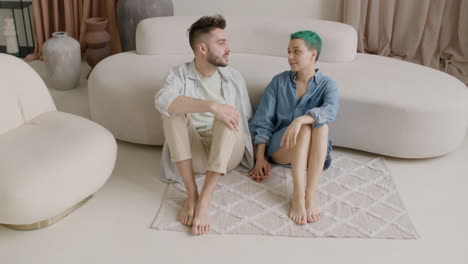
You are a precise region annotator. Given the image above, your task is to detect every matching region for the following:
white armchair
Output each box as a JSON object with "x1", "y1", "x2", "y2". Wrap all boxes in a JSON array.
[{"x1": 0, "y1": 54, "x2": 117, "y2": 230}]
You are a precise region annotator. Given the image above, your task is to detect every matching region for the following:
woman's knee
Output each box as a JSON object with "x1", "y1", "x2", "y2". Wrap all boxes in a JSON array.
[
  {"x1": 312, "y1": 124, "x2": 329, "y2": 136},
  {"x1": 298, "y1": 124, "x2": 312, "y2": 138}
]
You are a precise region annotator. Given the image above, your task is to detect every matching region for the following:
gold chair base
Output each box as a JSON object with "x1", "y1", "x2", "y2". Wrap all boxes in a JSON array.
[{"x1": 1, "y1": 195, "x2": 92, "y2": 231}]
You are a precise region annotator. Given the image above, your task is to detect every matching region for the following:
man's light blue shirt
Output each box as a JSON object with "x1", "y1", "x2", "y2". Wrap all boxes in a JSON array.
[{"x1": 250, "y1": 69, "x2": 339, "y2": 145}]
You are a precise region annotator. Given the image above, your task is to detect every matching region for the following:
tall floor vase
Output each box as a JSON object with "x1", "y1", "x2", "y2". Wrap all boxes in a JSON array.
[
  {"x1": 42, "y1": 32, "x2": 81, "y2": 90},
  {"x1": 117, "y1": 0, "x2": 173, "y2": 51},
  {"x1": 84, "y1": 17, "x2": 111, "y2": 70}
]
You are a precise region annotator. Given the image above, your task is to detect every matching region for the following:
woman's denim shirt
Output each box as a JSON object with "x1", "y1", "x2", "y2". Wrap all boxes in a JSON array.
[{"x1": 250, "y1": 69, "x2": 339, "y2": 145}]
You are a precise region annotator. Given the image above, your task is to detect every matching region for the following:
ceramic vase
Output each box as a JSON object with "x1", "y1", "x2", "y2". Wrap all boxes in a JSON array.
[
  {"x1": 42, "y1": 32, "x2": 81, "y2": 90},
  {"x1": 84, "y1": 17, "x2": 111, "y2": 69},
  {"x1": 2, "y1": 17, "x2": 19, "y2": 54},
  {"x1": 117, "y1": 0, "x2": 173, "y2": 51}
]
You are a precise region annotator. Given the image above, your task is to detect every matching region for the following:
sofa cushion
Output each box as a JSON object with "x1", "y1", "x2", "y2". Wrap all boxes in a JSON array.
[
  {"x1": 136, "y1": 16, "x2": 357, "y2": 63},
  {"x1": 89, "y1": 51, "x2": 468, "y2": 158}
]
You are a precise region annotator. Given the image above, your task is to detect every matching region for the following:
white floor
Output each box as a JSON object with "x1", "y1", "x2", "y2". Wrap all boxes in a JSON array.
[{"x1": 1, "y1": 61, "x2": 467, "y2": 264}]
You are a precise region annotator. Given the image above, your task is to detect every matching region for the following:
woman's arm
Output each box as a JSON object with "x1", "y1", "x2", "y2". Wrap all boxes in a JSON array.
[
  {"x1": 306, "y1": 79, "x2": 339, "y2": 128},
  {"x1": 250, "y1": 78, "x2": 279, "y2": 146},
  {"x1": 249, "y1": 77, "x2": 280, "y2": 181}
]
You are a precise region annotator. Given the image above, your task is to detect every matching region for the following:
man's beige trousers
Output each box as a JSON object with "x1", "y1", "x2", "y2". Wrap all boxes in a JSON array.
[{"x1": 162, "y1": 114, "x2": 245, "y2": 174}]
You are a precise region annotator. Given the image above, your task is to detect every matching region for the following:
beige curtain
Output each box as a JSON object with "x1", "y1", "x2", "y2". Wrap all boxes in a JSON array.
[
  {"x1": 25, "y1": 0, "x2": 122, "y2": 61},
  {"x1": 339, "y1": 0, "x2": 468, "y2": 85}
]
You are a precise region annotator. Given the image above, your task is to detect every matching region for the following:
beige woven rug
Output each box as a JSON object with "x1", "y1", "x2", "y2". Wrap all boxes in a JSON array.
[{"x1": 152, "y1": 151, "x2": 419, "y2": 239}]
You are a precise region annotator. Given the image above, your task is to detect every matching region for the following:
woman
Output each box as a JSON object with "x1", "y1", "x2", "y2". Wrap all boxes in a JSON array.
[{"x1": 249, "y1": 30, "x2": 339, "y2": 225}]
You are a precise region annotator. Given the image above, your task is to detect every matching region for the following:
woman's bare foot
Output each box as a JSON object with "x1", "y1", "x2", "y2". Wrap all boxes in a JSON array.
[
  {"x1": 289, "y1": 193, "x2": 307, "y2": 225},
  {"x1": 178, "y1": 197, "x2": 197, "y2": 226},
  {"x1": 305, "y1": 192, "x2": 321, "y2": 223},
  {"x1": 192, "y1": 198, "x2": 212, "y2": 235}
]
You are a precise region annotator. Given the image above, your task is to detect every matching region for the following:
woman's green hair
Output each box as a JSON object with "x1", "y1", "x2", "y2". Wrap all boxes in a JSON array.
[{"x1": 290, "y1": 30, "x2": 322, "y2": 61}]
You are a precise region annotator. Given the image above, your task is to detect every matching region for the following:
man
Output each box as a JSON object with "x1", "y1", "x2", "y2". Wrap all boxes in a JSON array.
[{"x1": 154, "y1": 15, "x2": 254, "y2": 236}]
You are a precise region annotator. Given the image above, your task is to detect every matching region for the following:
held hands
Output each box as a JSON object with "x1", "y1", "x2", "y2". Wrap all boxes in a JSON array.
[
  {"x1": 280, "y1": 117, "x2": 305, "y2": 149},
  {"x1": 211, "y1": 103, "x2": 239, "y2": 131},
  {"x1": 249, "y1": 157, "x2": 272, "y2": 182}
]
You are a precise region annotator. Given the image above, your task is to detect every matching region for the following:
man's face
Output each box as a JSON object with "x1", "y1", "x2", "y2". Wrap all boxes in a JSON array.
[{"x1": 204, "y1": 28, "x2": 230, "y2": 67}]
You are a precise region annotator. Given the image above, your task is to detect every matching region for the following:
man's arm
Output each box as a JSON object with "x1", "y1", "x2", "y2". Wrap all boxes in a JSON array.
[
  {"x1": 167, "y1": 96, "x2": 214, "y2": 115},
  {"x1": 168, "y1": 96, "x2": 240, "y2": 131}
]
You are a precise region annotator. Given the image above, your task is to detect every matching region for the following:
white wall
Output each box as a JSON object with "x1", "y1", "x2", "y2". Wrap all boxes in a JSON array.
[{"x1": 173, "y1": 0, "x2": 340, "y2": 21}]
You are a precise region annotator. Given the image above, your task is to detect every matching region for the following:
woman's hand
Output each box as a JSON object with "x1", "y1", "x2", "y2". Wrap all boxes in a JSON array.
[
  {"x1": 249, "y1": 157, "x2": 271, "y2": 182},
  {"x1": 280, "y1": 117, "x2": 304, "y2": 149}
]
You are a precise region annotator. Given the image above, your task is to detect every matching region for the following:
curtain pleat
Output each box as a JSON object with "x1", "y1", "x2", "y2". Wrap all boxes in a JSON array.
[{"x1": 341, "y1": 0, "x2": 468, "y2": 85}]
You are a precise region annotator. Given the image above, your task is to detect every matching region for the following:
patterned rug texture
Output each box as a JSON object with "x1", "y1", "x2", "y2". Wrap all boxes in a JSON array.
[{"x1": 152, "y1": 150, "x2": 419, "y2": 239}]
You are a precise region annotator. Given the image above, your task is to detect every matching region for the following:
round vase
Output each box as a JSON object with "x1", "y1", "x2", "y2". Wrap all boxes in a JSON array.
[
  {"x1": 42, "y1": 32, "x2": 81, "y2": 90},
  {"x1": 117, "y1": 0, "x2": 173, "y2": 51},
  {"x1": 84, "y1": 17, "x2": 111, "y2": 69}
]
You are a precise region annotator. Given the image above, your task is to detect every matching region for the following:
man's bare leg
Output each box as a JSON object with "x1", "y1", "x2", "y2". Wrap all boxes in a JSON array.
[
  {"x1": 272, "y1": 125, "x2": 312, "y2": 225},
  {"x1": 175, "y1": 159, "x2": 198, "y2": 226},
  {"x1": 305, "y1": 125, "x2": 328, "y2": 223},
  {"x1": 192, "y1": 171, "x2": 222, "y2": 235}
]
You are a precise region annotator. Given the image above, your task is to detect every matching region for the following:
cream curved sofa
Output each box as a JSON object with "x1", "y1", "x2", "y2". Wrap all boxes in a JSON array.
[
  {"x1": 0, "y1": 54, "x2": 117, "y2": 230},
  {"x1": 89, "y1": 16, "x2": 468, "y2": 158}
]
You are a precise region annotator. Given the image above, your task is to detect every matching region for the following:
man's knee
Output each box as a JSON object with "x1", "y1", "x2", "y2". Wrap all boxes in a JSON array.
[
  {"x1": 162, "y1": 113, "x2": 187, "y2": 125},
  {"x1": 212, "y1": 118, "x2": 241, "y2": 135}
]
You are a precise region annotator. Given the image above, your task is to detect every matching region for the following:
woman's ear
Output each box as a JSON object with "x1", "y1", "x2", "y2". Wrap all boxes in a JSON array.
[
  {"x1": 312, "y1": 49, "x2": 317, "y2": 58},
  {"x1": 310, "y1": 49, "x2": 318, "y2": 62}
]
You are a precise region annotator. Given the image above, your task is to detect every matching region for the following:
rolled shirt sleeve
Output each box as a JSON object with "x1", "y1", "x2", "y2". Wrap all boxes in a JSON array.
[
  {"x1": 250, "y1": 78, "x2": 278, "y2": 144},
  {"x1": 306, "y1": 79, "x2": 339, "y2": 128},
  {"x1": 155, "y1": 69, "x2": 183, "y2": 116}
]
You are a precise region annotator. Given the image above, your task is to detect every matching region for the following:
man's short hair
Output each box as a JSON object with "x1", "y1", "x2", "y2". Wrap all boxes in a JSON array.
[
  {"x1": 290, "y1": 30, "x2": 322, "y2": 61},
  {"x1": 188, "y1": 15, "x2": 226, "y2": 50}
]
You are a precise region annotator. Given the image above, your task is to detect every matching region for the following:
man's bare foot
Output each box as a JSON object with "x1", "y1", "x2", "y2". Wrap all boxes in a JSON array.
[
  {"x1": 289, "y1": 193, "x2": 307, "y2": 225},
  {"x1": 305, "y1": 193, "x2": 321, "y2": 223},
  {"x1": 178, "y1": 197, "x2": 197, "y2": 226},
  {"x1": 192, "y1": 199, "x2": 212, "y2": 235}
]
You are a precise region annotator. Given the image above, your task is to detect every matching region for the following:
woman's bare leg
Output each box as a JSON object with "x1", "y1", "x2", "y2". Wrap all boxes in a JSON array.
[
  {"x1": 271, "y1": 125, "x2": 312, "y2": 225},
  {"x1": 305, "y1": 124, "x2": 328, "y2": 223}
]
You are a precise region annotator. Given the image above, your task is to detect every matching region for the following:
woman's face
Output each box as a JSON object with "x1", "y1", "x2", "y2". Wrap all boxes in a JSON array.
[{"x1": 287, "y1": 38, "x2": 317, "y2": 72}]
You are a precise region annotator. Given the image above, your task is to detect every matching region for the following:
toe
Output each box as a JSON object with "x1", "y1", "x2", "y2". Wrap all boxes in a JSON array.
[{"x1": 312, "y1": 214, "x2": 318, "y2": 223}]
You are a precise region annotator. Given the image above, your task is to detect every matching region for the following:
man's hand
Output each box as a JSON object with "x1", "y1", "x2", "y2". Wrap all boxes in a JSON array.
[
  {"x1": 249, "y1": 157, "x2": 271, "y2": 182},
  {"x1": 211, "y1": 103, "x2": 239, "y2": 131}
]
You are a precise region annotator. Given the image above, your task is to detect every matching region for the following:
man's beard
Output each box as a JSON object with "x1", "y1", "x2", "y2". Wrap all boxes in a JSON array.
[{"x1": 207, "y1": 51, "x2": 228, "y2": 67}]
